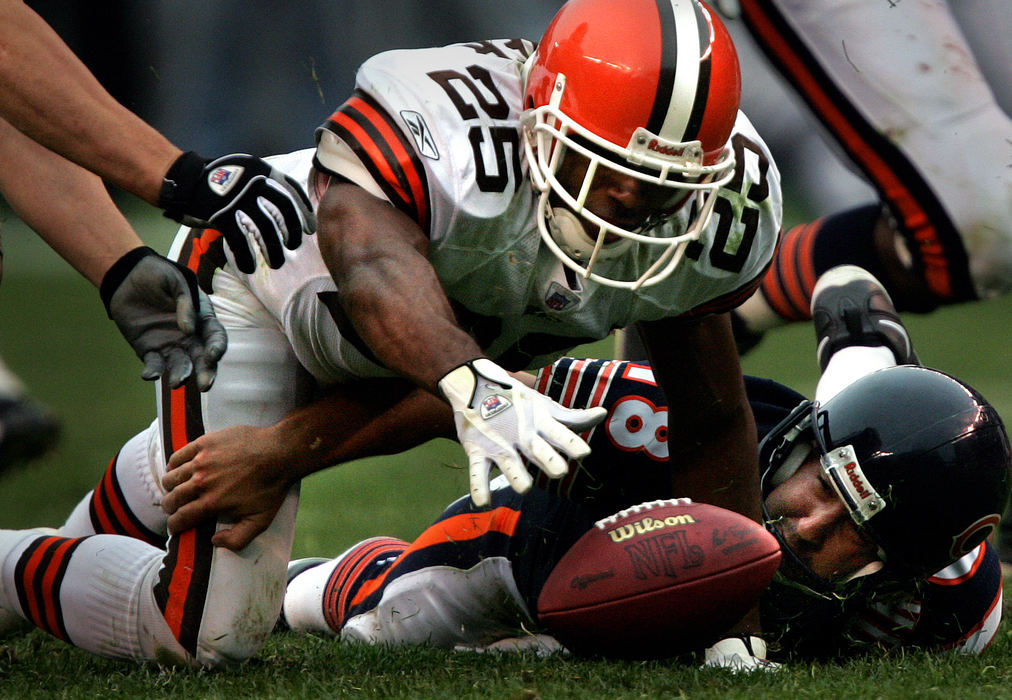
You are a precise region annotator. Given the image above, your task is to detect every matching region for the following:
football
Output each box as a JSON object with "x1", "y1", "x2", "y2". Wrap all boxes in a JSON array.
[{"x1": 536, "y1": 498, "x2": 781, "y2": 659}]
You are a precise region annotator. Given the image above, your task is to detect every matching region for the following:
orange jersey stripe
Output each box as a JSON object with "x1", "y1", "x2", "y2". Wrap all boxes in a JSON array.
[
  {"x1": 346, "y1": 97, "x2": 428, "y2": 223},
  {"x1": 161, "y1": 529, "x2": 197, "y2": 638},
  {"x1": 739, "y1": 0, "x2": 954, "y2": 298},
  {"x1": 332, "y1": 110, "x2": 411, "y2": 206},
  {"x1": 348, "y1": 508, "x2": 522, "y2": 610}
]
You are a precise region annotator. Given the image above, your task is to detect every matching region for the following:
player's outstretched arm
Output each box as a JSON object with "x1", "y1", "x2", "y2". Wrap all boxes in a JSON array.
[
  {"x1": 638, "y1": 312, "x2": 761, "y2": 522},
  {"x1": 0, "y1": 117, "x2": 225, "y2": 390},
  {"x1": 316, "y1": 183, "x2": 605, "y2": 504},
  {"x1": 638, "y1": 312, "x2": 764, "y2": 639},
  {"x1": 438, "y1": 359, "x2": 606, "y2": 506},
  {"x1": 162, "y1": 381, "x2": 454, "y2": 549},
  {"x1": 0, "y1": 1, "x2": 314, "y2": 274}
]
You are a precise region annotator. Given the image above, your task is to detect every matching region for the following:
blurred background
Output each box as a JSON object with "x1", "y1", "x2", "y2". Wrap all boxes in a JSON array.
[
  {"x1": 23, "y1": 0, "x2": 1012, "y2": 220},
  {"x1": 0, "y1": 1, "x2": 1009, "y2": 555}
]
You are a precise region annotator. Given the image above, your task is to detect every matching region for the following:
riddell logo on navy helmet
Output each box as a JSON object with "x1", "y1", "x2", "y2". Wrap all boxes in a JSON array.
[{"x1": 844, "y1": 461, "x2": 872, "y2": 500}]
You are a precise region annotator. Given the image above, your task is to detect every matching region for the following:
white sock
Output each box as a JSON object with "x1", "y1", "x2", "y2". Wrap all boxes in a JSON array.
[
  {"x1": 282, "y1": 559, "x2": 342, "y2": 636},
  {"x1": 816, "y1": 346, "x2": 897, "y2": 404}
]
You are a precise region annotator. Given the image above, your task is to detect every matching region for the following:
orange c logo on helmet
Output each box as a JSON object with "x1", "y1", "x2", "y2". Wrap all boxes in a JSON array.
[{"x1": 950, "y1": 514, "x2": 1001, "y2": 560}]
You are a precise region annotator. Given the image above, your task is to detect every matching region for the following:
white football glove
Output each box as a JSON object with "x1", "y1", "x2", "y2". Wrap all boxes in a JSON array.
[
  {"x1": 702, "y1": 636, "x2": 782, "y2": 673},
  {"x1": 438, "y1": 358, "x2": 607, "y2": 507}
]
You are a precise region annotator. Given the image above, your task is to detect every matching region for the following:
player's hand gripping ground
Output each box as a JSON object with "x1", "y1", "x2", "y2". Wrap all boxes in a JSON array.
[{"x1": 438, "y1": 358, "x2": 606, "y2": 506}]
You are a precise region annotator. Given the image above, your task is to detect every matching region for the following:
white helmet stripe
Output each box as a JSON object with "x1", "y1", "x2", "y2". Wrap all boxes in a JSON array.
[{"x1": 659, "y1": 0, "x2": 705, "y2": 141}]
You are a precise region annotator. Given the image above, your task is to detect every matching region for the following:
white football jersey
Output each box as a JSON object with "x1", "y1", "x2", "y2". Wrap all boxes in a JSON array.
[
  {"x1": 172, "y1": 40, "x2": 782, "y2": 382},
  {"x1": 314, "y1": 39, "x2": 783, "y2": 369}
]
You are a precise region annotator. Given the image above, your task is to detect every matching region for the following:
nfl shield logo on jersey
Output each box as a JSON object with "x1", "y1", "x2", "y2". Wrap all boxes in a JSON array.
[
  {"x1": 544, "y1": 282, "x2": 579, "y2": 312},
  {"x1": 479, "y1": 393, "x2": 512, "y2": 420},
  {"x1": 207, "y1": 166, "x2": 244, "y2": 196}
]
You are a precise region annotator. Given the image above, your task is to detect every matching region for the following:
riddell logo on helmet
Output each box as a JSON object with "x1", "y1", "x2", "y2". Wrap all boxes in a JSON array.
[
  {"x1": 844, "y1": 461, "x2": 873, "y2": 500},
  {"x1": 646, "y1": 139, "x2": 687, "y2": 158}
]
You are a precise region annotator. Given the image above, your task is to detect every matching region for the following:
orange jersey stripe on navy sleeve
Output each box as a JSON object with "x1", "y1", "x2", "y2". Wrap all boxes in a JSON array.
[
  {"x1": 320, "y1": 90, "x2": 431, "y2": 234},
  {"x1": 344, "y1": 507, "x2": 522, "y2": 613}
]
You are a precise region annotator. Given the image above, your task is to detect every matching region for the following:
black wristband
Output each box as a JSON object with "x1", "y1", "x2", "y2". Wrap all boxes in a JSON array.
[
  {"x1": 158, "y1": 150, "x2": 208, "y2": 214},
  {"x1": 99, "y1": 246, "x2": 159, "y2": 317}
]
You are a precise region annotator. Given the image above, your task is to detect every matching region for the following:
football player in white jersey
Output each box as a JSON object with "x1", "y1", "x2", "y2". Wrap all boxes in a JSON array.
[
  {"x1": 0, "y1": 0, "x2": 782, "y2": 667},
  {"x1": 720, "y1": 0, "x2": 1012, "y2": 337},
  {"x1": 277, "y1": 266, "x2": 1009, "y2": 668}
]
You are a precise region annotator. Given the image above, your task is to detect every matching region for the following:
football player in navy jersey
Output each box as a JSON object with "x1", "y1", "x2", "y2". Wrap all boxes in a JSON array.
[{"x1": 277, "y1": 266, "x2": 1009, "y2": 668}]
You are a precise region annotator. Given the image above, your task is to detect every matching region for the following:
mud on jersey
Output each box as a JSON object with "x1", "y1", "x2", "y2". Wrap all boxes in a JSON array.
[{"x1": 315, "y1": 40, "x2": 782, "y2": 370}]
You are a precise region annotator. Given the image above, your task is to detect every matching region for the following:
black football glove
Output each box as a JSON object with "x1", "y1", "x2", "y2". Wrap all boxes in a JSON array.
[
  {"x1": 100, "y1": 247, "x2": 227, "y2": 391},
  {"x1": 158, "y1": 151, "x2": 316, "y2": 273}
]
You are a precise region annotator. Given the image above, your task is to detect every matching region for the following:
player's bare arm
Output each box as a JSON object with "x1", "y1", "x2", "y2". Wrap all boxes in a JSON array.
[
  {"x1": 0, "y1": 0, "x2": 314, "y2": 272},
  {"x1": 0, "y1": 117, "x2": 139, "y2": 285},
  {"x1": 0, "y1": 116, "x2": 226, "y2": 390},
  {"x1": 0, "y1": 0, "x2": 179, "y2": 202},
  {"x1": 639, "y1": 312, "x2": 763, "y2": 636},
  {"x1": 162, "y1": 381, "x2": 454, "y2": 549},
  {"x1": 316, "y1": 182, "x2": 483, "y2": 390},
  {"x1": 163, "y1": 368, "x2": 546, "y2": 548},
  {"x1": 638, "y1": 312, "x2": 761, "y2": 524}
]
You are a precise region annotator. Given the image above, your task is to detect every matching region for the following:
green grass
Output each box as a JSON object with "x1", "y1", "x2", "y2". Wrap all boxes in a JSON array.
[{"x1": 0, "y1": 202, "x2": 1010, "y2": 698}]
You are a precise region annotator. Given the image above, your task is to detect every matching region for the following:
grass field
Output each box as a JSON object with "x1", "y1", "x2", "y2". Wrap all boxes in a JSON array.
[{"x1": 0, "y1": 202, "x2": 1010, "y2": 698}]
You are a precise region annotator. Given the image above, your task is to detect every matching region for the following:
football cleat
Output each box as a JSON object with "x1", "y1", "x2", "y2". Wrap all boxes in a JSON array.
[
  {"x1": 275, "y1": 557, "x2": 330, "y2": 632},
  {"x1": 810, "y1": 265, "x2": 918, "y2": 371},
  {"x1": 0, "y1": 395, "x2": 60, "y2": 474}
]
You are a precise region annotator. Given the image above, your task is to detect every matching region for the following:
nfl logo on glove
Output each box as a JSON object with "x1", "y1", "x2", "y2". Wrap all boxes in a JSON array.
[{"x1": 480, "y1": 394, "x2": 511, "y2": 420}]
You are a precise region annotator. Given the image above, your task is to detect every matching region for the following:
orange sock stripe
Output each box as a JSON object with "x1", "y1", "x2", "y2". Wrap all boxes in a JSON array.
[
  {"x1": 322, "y1": 537, "x2": 408, "y2": 632},
  {"x1": 89, "y1": 456, "x2": 120, "y2": 535},
  {"x1": 347, "y1": 507, "x2": 522, "y2": 612},
  {"x1": 88, "y1": 454, "x2": 164, "y2": 545},
  {"x1": 760, "y1": 221, "x2": 819, "y2": 321},
  {"x1": 14, "y1": 535, "x2": 85, "y2": 642}
]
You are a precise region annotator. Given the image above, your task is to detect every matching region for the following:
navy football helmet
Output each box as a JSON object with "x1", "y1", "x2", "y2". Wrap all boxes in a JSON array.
[{"x1": 760, "y1": 365, "x2": 1011, "y2": 586}]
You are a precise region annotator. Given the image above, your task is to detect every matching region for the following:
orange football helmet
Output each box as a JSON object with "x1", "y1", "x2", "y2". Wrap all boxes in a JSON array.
[{"x1": 522, "y1": 0, "x2": 741, "y2": 288}]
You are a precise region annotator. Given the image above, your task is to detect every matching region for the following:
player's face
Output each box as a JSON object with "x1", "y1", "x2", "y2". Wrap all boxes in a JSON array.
[
  {"x1": 554, "y1": 150, "x2": 684, "y2": 234},
  {"x1": 763, "y1": 454, "x2": 880, "y2": 582}
]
